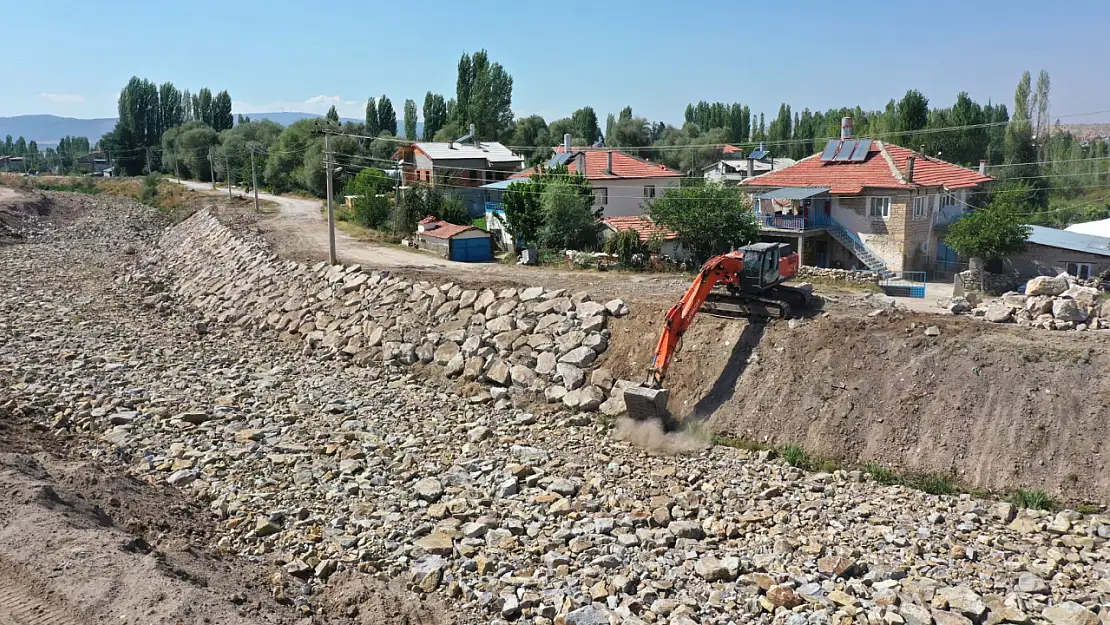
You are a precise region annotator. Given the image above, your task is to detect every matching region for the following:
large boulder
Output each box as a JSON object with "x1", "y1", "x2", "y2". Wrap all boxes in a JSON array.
[
  {"x1": 1052, "y1": 298, "x2": 1087, "y2": 322},
  {"x1": 947, "y1": 296, "x2": 972, "y2": 314},
  {"x1": 1025, "y1": 275, "x2": 1068, "y2": 296},
  {"x1": 984, "y1": 302, "x2": 1014, "y2": 323},
  {"x1": 1062, "y1": 284, "x2": 1101, "y2": 309},
  {"x1": 1000, "y1": 292, "x2": 1028, "y2": 308}
]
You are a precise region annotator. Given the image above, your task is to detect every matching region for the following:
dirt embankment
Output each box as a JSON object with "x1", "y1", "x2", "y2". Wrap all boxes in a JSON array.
[
  {"x1": 0, "y1": 187, "x2": 51, "y2": 241},
  {"x1": 604, "y1": 306, "x2": 1110, "y2": 502}
]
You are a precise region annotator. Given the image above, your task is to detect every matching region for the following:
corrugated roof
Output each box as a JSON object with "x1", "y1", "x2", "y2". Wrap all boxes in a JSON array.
[
  {"x1": 410, "y1": 141, "x2": 522, "y2": 163},
  {"x1": 480, "y1": 177, "x2": 530, "y2": 190},
  {"x1": 743, "y1": 141, "x2": 992, "y2": 194},
  {"x1": 603, "y1": 216, "x2": 678, "y2": 241},
  {"x1": 1065, "y1": 217, "x2": 1110, "y2": 238},
  {"x1": 515, "y1": 148, "x2": 681, "y2": 181},
  {"x1": 1026, "y1": 224, "x2": 1110, "y2": 257},
  {"x1": 756, "y1": 186, "x2": 830, "y2": 201}
]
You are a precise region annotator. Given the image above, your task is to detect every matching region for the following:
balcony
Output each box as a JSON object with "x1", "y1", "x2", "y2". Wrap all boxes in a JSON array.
[{"x1": 756, "y1": 211, "x2": 832, "y2": 231}]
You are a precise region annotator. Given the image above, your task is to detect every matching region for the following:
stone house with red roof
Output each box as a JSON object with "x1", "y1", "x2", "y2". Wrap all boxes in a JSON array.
[{"x1": 743, "y1": 120, "x2": 993, "y2": 274}]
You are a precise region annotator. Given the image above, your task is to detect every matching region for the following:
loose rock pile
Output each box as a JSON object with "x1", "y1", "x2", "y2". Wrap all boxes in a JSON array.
[
  {"x1": 3, "y1": 193, "x2": 1110, "y2": 625},
  {"x1": 149, "y1": 210, "x2": 633, "y2": 415},
  {"x1": 944, "y1": 275, "x2": 1110, "y2": 331}
]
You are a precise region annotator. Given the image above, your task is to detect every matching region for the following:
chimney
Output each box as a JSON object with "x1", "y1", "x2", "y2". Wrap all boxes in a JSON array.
[
  {"x1": 606, "y1": 150, "x2": 613, "y2": 174},
  {"x1": 906, "y1": 155, "x2": 915, "y2": 183},
  {"x1": 470, "y1": 123, "x2": 478, "y2": 147},
  {"x1": 574, "y1": 152, "x2": 585, "y2": 174},
  {"x1": 979, "y1": 159, "x2": 987, "y2": 175},
  {"x1": 747, "y1": 158, "x2": 754, "y2": 178},
  {"x1": 563, "y1": 133, "x2": 572, "y2": 153},
  {"x1": 759, "y1": 141, "x2": 766, "y2": 153},
  {"x1": 841, "y1": 116, "x2": 853, "y2": 140}
]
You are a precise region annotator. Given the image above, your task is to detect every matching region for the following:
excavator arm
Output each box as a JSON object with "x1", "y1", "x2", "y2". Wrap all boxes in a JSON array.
[
  {"x1": 623, "y1": 252, "x2": 747, "y2": 423},
  {"x1": 645, "y1": 252, "x2": 746, "y2": 387}
]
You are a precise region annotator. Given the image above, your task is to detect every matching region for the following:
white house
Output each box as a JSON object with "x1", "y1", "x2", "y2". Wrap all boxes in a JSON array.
[{"x1": 509, "y1": 138, "x2": 682, "y2": 218}]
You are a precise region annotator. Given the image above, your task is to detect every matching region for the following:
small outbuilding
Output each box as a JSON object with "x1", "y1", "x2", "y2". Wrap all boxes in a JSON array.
[{"x1": 414, "y1": 217, "x2": 493, "y2": 262}]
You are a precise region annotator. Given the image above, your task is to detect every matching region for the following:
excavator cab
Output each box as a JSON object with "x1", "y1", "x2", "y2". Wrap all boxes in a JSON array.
[{"x1": 739, "y1": 243, "x2": 792, "y2": 292}]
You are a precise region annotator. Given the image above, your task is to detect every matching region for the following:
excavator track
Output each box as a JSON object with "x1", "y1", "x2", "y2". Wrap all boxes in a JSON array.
[{"x1": 700, "y1": 291, "x2": 792, "y2": 319}]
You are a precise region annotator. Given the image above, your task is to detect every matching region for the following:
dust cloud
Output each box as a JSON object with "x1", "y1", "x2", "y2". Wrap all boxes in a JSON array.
[{"x1": 613, "y1": 417, "x2": 711, "y2": 455}]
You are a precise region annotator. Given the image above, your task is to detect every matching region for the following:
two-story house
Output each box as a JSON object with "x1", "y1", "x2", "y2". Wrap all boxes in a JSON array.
[
  {"x1": 393, "y1": 126, "x2": 525, "y2": 215},
  {"x1": 742, "y1": 118, "x2": 993, "y2": 273}
]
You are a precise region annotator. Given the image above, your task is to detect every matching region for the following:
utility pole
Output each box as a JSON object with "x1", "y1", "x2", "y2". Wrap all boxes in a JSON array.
[
  {"x1": 209, "y1": 147, "x2": 216, "y2": 189},
  {"x1": 250, "y1": 146, "x2": 259, "y2": 212},
  {"x1": 325, "y1": 133, "x2": 337, "y2": 265},
  {"x1": 226, "y1": 153, "x2": 233, "y2": 200},
  {"x1": 145, "y1": 147, "x2": 153, "y2": 175}
]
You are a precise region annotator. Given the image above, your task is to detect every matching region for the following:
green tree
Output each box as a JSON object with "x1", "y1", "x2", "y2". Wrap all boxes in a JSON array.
[
  {"x1": 158, "y1": 82, "x2": 185, "y2": 132},
  {"x1": 1032, "y1": 69, "x2": 1051, "y2": 161},
  {"x1": 404, "y1": 99, "x2": 418, "y2": 140},
  {"x1": 365, "y1": 97, "x2": 380, "y2": 136},
  {"x1": 604, "y1": 229, "x2": 647, "y2": 267},
  {"x1": 1003, "y1": 71, "x2": 1046, "y2": 207},
  {"x1": 510, "y1": 115, "x2": 550, "y2": 166},
  {"x1": 377, "y1": 95, "x2": 397, "y2": 136},
  {"x1": 768, "y1": 103, "x2": 792, "y2": 144},
  {"x1": 422, "y1": 92, "x2": 447, "y2": 140},
  {"x1": 502, "y1": 165, "x2": 593, "y2": 248},
  {"x1": 453, "y1": 50, "x2": 514, "y2": 140},
  {"x1": 570, "y1": 107, "x2": 601, "y2": 144},
  {"x1": 101, "y1": 76, "x2": 161, "y2": 175},
  {"x1": 647, "y1": 182, "x2": 759, "y2": 262},
  {"x1": 537, "y1": 178, "x2": 599, "y2": 250},
  {"x1": 896, "y1": 89, "x2": 929, "y2": 146},
  {"x1": 176, "y1": 121, "x2": 219, "y2": 181},
  {"x1": 194, "y1": 88, "x2": 214, "y2": 127},
  {"x1": 945, "y1": 189, "x2": 1032, "y2": 285},
  {"x1": 326, "y1": 105, "x2": 340, "y2": 123},
  {"x1": 948, "y1": 92, "x2": 986, "y2": 165},
  {"x1": 214, "y1": 119, "x2": 283, "y2": 188},
  {"x1": 14, "y1": 136, "x2": 26, "y2": 156},
  {"x1": 343, "y1": 167, "x2": 393, "y2": 228},
  {"x1": 607, "y1": 107, "x2": 650, "y2": 150},
  {"x1": 182, "y1": 89, "x2": 193, "y2": 121},
  {"x1": 265, "y1": 119, "x2": 318, "y2": 193},
  {"x1": 213, "y1": 91, "x2": 234, "y2": 131}
]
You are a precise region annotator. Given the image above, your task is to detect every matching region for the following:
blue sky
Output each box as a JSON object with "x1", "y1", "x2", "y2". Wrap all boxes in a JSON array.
[{"x1": 3, "y1": 0, "x2": 1109, "y2": 124}]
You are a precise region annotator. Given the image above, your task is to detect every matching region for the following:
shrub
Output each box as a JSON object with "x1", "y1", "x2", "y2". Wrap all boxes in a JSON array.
[
  {"x1": 604, "y1": 229, "x2": 647, "y2": 266},
  {"x1": 865, "y1": 462, "x2": 898, "y2": 485},
  {"x1": 780, "y1": 444, "x2": 810, "y2": 469},
  {"x1": 1010, "y1": 488, "x2": 1056, "y2": 511},
  {"x1": 139, "y1": 173, "x2": 161, "y2": 205}
]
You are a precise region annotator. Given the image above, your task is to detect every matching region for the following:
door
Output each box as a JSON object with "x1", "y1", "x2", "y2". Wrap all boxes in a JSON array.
[
  {"x1": 451, "y1": 237, "x2": 493, "y2": 262},
  {"x1": 814, "y1": 240, "x2": 828, "y2": 267}
]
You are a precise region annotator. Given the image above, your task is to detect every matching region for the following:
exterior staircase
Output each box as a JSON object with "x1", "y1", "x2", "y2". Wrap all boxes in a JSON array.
[{"x1": 825, "y1": 218, "x2": 889, "y2": 275}]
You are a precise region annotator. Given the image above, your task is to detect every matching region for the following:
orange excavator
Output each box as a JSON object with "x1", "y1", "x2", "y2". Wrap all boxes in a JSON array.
[{"x1": 624, "y1": 242, "x2": 813, "y2": 423}]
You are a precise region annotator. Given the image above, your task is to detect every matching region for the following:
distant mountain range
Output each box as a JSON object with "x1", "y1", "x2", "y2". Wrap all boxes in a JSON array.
[{"x1": 0, "y1": 113, "x2": 420, "y2": 148}]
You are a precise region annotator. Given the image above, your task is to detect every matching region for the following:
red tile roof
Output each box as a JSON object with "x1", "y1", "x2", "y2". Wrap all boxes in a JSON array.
[
  {"x1": 514, "y1": 148, "x2": 681, "y2": 181},
  {"x1": 722, "y1": 145, "x2": 743, "y2": 154},
  {"x1": 603, "y1": 216, "x2": 678, "y2": 241},
  {"x1": 743, "y1": 141, "x2": 992, "y2": 194},
  {"x1": 418, "y1": 219, "x2": 480, "y2": 239}
]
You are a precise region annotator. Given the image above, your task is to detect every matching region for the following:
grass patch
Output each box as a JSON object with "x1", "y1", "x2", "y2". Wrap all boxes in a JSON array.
[
  {"x1": 711, "y1": 434, "x2": 774, "y2": 454},
  {"x1": 334, "y1": 220, "x2": 403, "y2": 245},
  {"x1": 865, "y1": 461, "x2": 958, "y2": 496},
  {"x1": 1076, "y1": 503, "x2": 1103, "y2": 515},
  {"x1": 33, "y1": 181, "x2": 102, "y2": 194},
  {"x1": 471, "y1": 216, "x2": 486, "y2": 230},
  {"x1": 780, "y1": 443, "x2": 810, "y2": 469},
  {"x1": 1010, "y1": 488, "x2": 1057, "y2": 511},
  {"x1": 865, "y1": 461, "x2": 899, "y2": 485}
]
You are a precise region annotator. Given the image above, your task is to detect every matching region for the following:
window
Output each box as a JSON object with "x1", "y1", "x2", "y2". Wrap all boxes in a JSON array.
[
  {"x1": 644, "y1": 185, "x2": 656, "y2": 199},
  {"x1": 1067, "y1": 263, "x2": 1093, "y2": 280},
  {"x1": 913, "y1": 196, "x2": 926, "y2": 219},
  {"x1": 869, "y1": 197, "x2": 891, "y2": 219},
  {"x1": 594, "y1": 187, "x2": 608, "y2": 206}
]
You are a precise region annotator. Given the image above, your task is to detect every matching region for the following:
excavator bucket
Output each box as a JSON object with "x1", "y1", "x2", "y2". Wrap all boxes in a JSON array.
[{"x1": 623, "y1": 386, "x2": 671, "y2": 423}]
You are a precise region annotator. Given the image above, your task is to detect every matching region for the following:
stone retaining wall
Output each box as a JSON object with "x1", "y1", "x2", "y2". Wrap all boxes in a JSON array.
[
  {"x1": 157, "y1": 210, "x2": 630, "y2": 414},
  {"x1": 796, "y1": 265, "x2": 881, "y2": 286},
  {"x1": 957, "y1": 268, "x2": 1021, "y2": 295}
]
